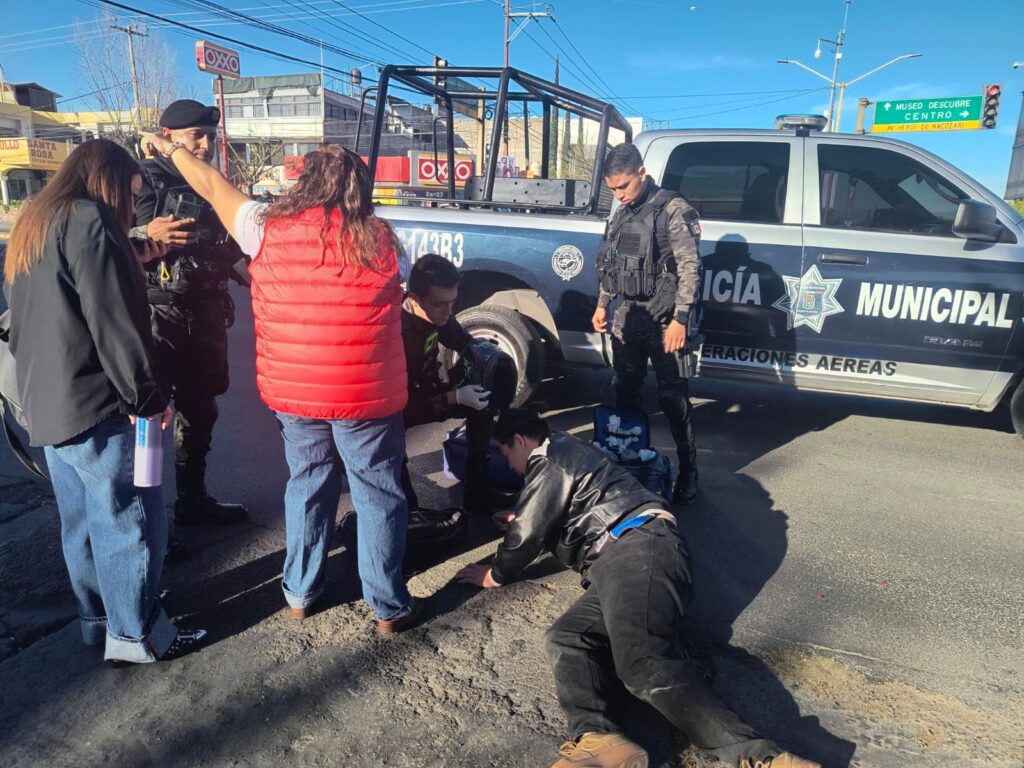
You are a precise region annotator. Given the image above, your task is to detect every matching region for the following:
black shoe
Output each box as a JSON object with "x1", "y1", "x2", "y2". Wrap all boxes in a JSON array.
[
  {"x1": 672, "y1": 470, "x2": 700, "y2": 505},
  {"x1": 161, "y1": 628, "x2": 208, "y2": 660},
  {"x1": 175, "y1": 496, "x2": 248, "y2": 526},
  {"x1": 165, "y1": 536, "x2": 189, "y2": 564},
  {"x1": 407, "y1": 507, "x2": 468, "y2": 548},
  {"x1": 107, "y1": 628, "x2": 208, "y2": 667}
]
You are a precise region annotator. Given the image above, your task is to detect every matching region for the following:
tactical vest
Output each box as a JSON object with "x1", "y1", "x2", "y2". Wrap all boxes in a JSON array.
[
  {"x1": 597, "y1": 188, "x2": 681, "y2": 301},
  {"x1": 141, "y1": 161, "x2": 236, "y2": 297}
]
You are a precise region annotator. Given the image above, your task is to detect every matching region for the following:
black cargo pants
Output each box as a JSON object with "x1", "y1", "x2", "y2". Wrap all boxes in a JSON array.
[
  {"x1": 149, "y1": 291, "x2": 231, "y2": 503},
  {"x1": 544, "y1": 520, "x2": 780, "y2": 765},
  {"x1": 611, "y1": 330, "x2": 698, "y2": 478},
  {"x1": 400, "y1": 404, "x2": 492, "y2": 510}
]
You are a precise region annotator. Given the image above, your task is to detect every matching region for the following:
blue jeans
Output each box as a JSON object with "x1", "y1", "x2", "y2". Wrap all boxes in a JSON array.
[
  {"x1": 44, "y1": 413, "x2": 177, "y2": 663},
  {"x1": 275, "y1": 410, "x2": 412, "y2": 621}
]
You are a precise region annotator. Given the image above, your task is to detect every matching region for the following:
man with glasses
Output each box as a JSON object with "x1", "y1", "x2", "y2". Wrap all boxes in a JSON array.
[{"x1": 133, "y1": 100, "x2": 248, "y2": 558}]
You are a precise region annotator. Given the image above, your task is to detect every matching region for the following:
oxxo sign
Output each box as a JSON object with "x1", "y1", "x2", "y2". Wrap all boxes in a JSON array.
[
  {"x1": 414, "y1": 154, "x2": 474, "y2": 186},
  {"x1": 195, "y1": 41, "x2": 241, "y2": 79}
]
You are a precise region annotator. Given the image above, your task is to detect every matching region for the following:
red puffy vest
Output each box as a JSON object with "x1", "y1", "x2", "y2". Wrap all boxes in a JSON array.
[{"x1": 249, "y1": 207, "x2": 408, "y2": 420}]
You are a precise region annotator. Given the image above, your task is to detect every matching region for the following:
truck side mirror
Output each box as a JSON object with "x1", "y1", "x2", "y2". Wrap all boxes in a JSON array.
[{"x1": 952, "y1": 200, "x2": 1003, "y2": 242}]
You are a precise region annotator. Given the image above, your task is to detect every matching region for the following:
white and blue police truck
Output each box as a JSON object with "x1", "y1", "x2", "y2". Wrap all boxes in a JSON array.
[{"x1": 363, "y1": 67, "x2": 1024, "y2": 438}]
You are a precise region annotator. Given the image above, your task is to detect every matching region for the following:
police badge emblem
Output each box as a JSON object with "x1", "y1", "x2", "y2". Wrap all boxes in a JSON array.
[
  {"x1": 551, "y1": 245, "x2": 584, "y2": 281},
  {"x1": 772, "y1": 264, "x2": 844, "y2": 333}
]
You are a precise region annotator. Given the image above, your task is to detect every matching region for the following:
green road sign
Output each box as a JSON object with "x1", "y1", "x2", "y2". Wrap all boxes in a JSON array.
[{"x1": 872, "y1": 95, "x2": 983, "y2": 133}]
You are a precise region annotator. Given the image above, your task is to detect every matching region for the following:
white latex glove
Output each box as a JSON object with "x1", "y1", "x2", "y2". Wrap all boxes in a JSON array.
[{"x1": 454, "y1": 384, "x2": 491, "y2": 411}]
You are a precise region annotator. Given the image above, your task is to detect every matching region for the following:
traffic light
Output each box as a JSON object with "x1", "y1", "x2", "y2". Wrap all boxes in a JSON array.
[{"x1": 982, "y1": 84, "x2": 1001, "y2": 129}]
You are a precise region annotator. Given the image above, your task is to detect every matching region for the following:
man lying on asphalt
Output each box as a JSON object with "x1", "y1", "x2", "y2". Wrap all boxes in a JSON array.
[{"x1": 456, "y1": 409, "x2": 818, "y2": 768}]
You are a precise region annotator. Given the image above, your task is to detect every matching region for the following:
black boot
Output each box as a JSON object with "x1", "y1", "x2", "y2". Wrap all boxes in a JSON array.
[
  {"x1": 165, "y1": 535, "x2": 189, "y2": 564},
  {"x1": 174, "y1": 461, "x2": 248, "y2": 525},
  {"x1": 672, "y1": 468, "x2": 700, "y2": 505}
]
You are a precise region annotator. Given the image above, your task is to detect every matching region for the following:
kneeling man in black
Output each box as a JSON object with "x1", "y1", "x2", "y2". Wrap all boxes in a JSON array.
[{"x1": 457, "y1": 409, "x2": 819, "y2": 768}]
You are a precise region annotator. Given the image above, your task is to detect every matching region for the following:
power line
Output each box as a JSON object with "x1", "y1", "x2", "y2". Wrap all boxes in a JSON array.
[
  {"x1": 643, "y1": 87, "x2": 829, "y2": 117},
  {"x1": 57, "y1": 83, "x2": 131, "y2": 103},
  {"x1": 272, "y1": 0, "x2": 413, "y2": 62},
  {"x1": 614, "y1": 88, "x2": 835, "y2": 100},
  {"x1": 168, "y1": 0, "x2": 383, "y2": 64},
  {"x1": 519, "y1": 28, "x2": 605, "y2": 102},
  {"x1": 0, "y1": 0, "x2": 484, "y2": 41},
  {"x1": 79, "y1": 0, "x2": 376, "y2": 78},
  {"x1": 548, "y1": 18, "x2": 642, "y2": 117},
  {"x1": 663, "y1": 87, "x2": 828, "y2": 122},
  {"x1": 326, "y1": 0, "x2": 438, "y2": 58}
]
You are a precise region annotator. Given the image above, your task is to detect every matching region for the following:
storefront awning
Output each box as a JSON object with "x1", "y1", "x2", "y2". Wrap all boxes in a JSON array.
[{"x1": 0, "y1": 138, "x2": 69, "y2": 175}]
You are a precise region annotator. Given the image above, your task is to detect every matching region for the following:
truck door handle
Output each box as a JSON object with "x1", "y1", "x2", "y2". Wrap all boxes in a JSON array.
[{"x1": 818, "y1": 252, "x2": 868, "y2": 266}]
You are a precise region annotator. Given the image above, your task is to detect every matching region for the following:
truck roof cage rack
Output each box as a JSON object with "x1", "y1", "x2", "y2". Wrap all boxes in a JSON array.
[{"x1": 356, "y1": 65, "x2": 633, "y2": 215}]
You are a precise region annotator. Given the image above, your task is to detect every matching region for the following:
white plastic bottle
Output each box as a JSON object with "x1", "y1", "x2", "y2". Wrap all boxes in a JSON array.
[{"x1": 133, "y1": 415, "x2": 164, "y2": 487}]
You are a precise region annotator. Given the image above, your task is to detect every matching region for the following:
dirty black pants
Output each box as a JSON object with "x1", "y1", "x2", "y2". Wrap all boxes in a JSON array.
[
  {"x1": 544, "y1": 520, "x2": 779, "y2": 765},
  {"x1": 150, "y1": 296, "x2": 230, "y2": 502},
  {"x1": 400, "y1": 405, "x2": 493, "y2": 510},
  {"x1": 612, "y1": 332, "x2": 697, "y2": 477}
]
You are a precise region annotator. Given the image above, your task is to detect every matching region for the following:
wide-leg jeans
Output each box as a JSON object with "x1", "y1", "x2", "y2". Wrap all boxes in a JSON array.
[
  {"x1": 44, "y1": 413, "x2": 177, "y2": 664},
  {"x1": 544, "y1": 520, "x2": 779, "y2": 765},
  {"x1": 275, "y1": 410, "x2": 413, "y2": 621}
]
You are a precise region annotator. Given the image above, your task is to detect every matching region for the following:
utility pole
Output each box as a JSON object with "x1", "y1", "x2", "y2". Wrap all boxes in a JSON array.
[
  {"x1": 110, "y1": 23, "x2": 148, "y2": 133},
  {"x1": 822, "y1": 0, "x2": 851, "y2": 132},
  {"x1": 503, "y1": 1, "x2": 553, "y2": 157},
  {"x1": 551, "y1": 56, "x2": 559, "y2": 175}
]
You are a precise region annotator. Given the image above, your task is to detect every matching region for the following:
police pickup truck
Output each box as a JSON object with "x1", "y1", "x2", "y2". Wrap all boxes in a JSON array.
[{"x1": 363, "y1": 66, "x2": 1024, "y2": 437}]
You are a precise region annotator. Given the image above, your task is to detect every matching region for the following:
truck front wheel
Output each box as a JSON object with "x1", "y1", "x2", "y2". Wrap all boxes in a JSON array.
[
  {"x1": 450, "y1": 305, "x2": 545, "y2": 408},
  {"x1": 1011, "y1": 378, "x2": 1024, "y2": 440}
]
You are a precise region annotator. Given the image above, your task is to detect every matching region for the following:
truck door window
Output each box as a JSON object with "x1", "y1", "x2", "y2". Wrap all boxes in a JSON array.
[
  {"x1": 818, "y1": 144, "x2": 966, "y2": 236},
  {"x1": 661, "y1": 142, "x2": 790, "y2": 223}
]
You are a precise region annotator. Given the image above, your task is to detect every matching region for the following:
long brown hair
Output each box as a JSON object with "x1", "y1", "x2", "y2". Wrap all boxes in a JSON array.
[
  {"x1": 261, "y1": 144, "x2": 398, "y2": 270},
  {"x1": 5, "y1": 139, "x2": 140, "y2": 283}
]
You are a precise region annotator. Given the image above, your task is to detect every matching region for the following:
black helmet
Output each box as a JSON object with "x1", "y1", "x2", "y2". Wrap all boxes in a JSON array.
[{"x1": 453, "y1": 340, "x2": 518, "y2": 411}]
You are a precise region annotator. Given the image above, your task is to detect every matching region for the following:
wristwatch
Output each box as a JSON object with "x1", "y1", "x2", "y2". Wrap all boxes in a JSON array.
[{"x1": 129, "y1": 225, "x2": 149, "y2": 241}]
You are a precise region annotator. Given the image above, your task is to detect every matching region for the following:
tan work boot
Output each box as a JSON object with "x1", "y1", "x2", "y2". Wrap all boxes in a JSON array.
[
  {"x1": 551, "y1": 733, "x2": 648, "y2": 768},
  {"x1": 740, "y1": 753, "x2": 821, "y2": 768}
]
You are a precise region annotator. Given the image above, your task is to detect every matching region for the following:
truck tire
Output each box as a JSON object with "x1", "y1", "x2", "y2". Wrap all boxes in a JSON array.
[
  {"x1": 1011, "y1": 378, "x2": 1024, "y2": 440},
  {"x1": 451, "y1": 305, "x2": 545, "y2": 408}
]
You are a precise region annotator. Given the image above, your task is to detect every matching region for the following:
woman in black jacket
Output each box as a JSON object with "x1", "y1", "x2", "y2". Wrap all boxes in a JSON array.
[{"x1": 5, "y1": 139, "x2": 205, "y2": 665}]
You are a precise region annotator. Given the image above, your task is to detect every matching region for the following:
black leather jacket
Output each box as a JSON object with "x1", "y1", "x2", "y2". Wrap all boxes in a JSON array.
[{"x1": 490, "y1": 432, "x2": 669, "y2": 585}]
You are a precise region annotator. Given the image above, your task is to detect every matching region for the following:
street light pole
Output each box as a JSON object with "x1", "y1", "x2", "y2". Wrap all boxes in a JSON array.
[
  {"x1": 835, "y1": 53, "x2": 922, "y2": 131},
  {"x1": 777, "y1": 52, "x2": 922, "y2": 132}
]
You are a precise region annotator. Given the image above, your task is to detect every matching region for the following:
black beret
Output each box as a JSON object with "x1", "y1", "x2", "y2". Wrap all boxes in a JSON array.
[{"x1": 159, "y1": 99, "x2": 221, "y2": 129}]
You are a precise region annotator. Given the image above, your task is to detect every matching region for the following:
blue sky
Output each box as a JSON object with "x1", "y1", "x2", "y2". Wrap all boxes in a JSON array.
[{"x1": 2, "y1": 0, "x2": 1021, "y2": 194}]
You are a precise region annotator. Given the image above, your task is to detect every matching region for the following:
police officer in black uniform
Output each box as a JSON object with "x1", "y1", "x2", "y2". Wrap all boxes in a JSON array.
[
  {"x1": 592, "y1": 143, "x2": 703, "y2": 505},
  {"x1": 132, "y1": 100, "x2": 248, "y2": 539}
]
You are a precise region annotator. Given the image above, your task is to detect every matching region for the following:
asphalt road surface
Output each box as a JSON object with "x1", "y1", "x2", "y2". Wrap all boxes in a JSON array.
[{"x1": 0, "y1": 284, "x2": 1020, "y2": 767}]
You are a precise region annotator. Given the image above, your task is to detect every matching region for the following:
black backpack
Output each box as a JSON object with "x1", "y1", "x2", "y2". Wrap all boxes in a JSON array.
[{"x1": 0, "y1": 308, "x2": 47, "y2": 479}]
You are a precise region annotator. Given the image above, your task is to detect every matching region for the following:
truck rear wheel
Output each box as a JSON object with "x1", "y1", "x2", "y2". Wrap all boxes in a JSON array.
[
  {"x1": 1011, "y1": 378, "x2": 1024, "y2": 440},
  {"x1": 450, "y1": 305, "x2": 545, "y2": 408}
]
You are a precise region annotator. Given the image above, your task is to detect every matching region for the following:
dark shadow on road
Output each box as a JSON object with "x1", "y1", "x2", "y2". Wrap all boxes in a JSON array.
[{"x1": 537, "y1": 362, "x2": 857, "y2": 767}]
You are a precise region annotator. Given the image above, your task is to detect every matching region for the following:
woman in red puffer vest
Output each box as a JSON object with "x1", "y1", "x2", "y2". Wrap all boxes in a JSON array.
[
  {"x1": 138, "y1": 136, "x2": 420, "y2": 633},
  {"x1": 250, "y1": 198, "x2": 407, "y2": 419}
]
